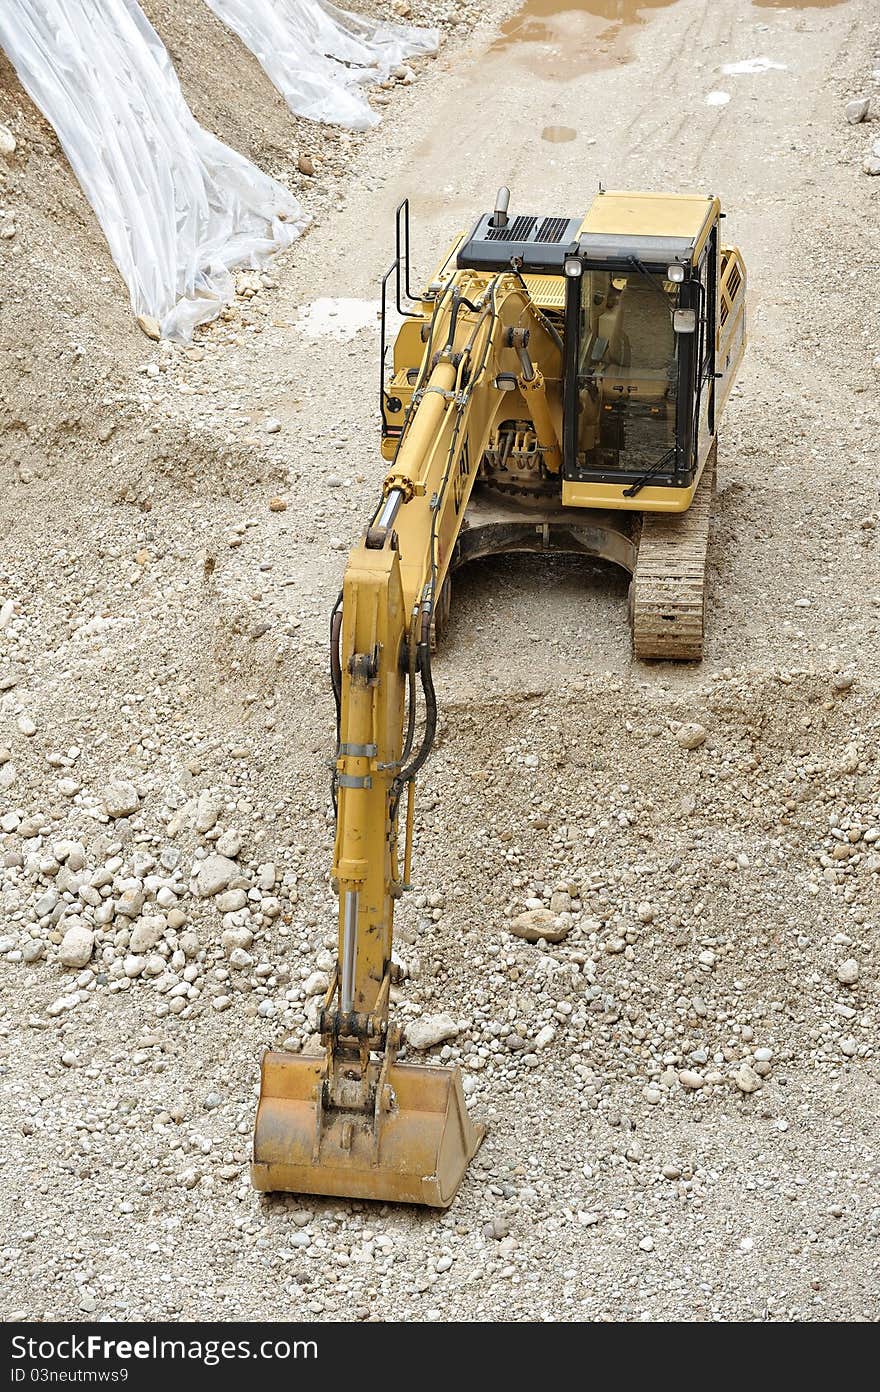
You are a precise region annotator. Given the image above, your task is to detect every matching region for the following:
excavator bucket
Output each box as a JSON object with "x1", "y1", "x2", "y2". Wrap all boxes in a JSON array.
[{"x1": 251, "y1": 1050, "x2": 485, "y2": 1208}]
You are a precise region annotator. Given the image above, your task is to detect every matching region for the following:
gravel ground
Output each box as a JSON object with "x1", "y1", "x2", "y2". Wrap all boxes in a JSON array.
[{"x1": 1, "y1": 0, "x2": 879, "y2": 1323}]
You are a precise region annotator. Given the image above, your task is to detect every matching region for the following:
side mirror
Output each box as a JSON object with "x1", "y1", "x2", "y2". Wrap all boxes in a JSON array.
[{"x1": 673, "y1": 308, "x2": 696, "y2": 334}]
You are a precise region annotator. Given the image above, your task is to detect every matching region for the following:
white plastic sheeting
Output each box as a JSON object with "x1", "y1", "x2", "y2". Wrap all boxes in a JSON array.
[
  {"x1": 204, "y1": 0, "x2": 439, "y2": 131},
  {"x1": 0, "y1": 1, "x2": 309, "y2": 339}
]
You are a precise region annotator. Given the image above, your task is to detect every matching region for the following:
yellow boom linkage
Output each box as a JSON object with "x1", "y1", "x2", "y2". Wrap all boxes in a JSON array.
[{"x1": 252, "y1": 269, "x2": 562, "y2": 1206}]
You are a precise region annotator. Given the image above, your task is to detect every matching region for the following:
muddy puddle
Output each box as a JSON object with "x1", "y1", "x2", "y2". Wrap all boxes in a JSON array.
[
  {"x1": 294, "y1": 297, "x2": 404, "y2": 341},
  {"x1": 489, "y1": 0, "x2": 679, "y2": 81},
  {"x1": 541, "y1": 123, "x2": 578, "y2": 141}
]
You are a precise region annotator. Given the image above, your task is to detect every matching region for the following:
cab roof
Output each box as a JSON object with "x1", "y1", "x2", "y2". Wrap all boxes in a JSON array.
[{"x1": 578, "y1": 190, "x2": 719, "y2": 267}]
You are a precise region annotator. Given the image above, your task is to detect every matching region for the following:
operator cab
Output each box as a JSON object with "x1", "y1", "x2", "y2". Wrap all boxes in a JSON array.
[{"x1": 561, "y1": 191, "x2": 720, "y2": 503}]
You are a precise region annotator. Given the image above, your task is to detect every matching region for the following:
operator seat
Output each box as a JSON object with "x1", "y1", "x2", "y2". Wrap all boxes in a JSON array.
[{"x1": 598, "y1": 282, "x2": 675, "y2": 402}]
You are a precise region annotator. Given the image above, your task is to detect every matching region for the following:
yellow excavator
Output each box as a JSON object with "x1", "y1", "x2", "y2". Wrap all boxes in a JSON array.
[{"x1": 252, "y1": 188, "x2": 747, "y2": 1207}]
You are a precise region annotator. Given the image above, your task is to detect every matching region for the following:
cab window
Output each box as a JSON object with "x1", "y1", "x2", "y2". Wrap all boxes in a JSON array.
[{"x1": 574, "y1": 269, "x2": 679, "y2": 475}]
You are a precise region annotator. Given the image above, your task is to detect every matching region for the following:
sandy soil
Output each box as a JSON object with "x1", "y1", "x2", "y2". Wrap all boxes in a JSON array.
[{"x1": 1, "y1": 0, "x2": 879, "y2": 1323}]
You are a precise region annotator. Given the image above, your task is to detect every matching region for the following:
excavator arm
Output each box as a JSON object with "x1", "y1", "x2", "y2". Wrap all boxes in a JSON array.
[{"x1": 252, "y1": 270, "x2": 563, "y2": 1206}]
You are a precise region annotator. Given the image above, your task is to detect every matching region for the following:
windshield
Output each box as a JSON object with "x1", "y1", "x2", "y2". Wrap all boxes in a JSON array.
[{"x1": 574, "y1": 268, "x2": 679, "y2": 476}]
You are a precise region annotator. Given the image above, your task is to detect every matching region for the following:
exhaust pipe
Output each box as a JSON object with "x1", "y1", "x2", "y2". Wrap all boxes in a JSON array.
[{"x1": 489, "y1": 185, "x2": 510, "y2": 229}]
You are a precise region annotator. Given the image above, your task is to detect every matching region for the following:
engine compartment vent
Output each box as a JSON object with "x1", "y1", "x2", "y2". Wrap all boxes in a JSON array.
[
  {"x1": 534, "y1": 216, "x2": 570, "y2": 244},
  {"x1": 457, "y1": 209, "x2": 580, "y2": 274},
  {"x1": 486, "y1": 214, "x2": 536, "y2": 242}
]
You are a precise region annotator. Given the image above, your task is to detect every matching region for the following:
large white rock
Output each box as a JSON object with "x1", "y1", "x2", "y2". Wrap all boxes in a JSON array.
[
  {"x1": 129, "y1": 917, "x2": 165, "y2": 953},
  {"x1": 58, "y1": 921, "x2": 94, "y2": 968},
  {"x1": 508, "y1": 907, "x2": 570, "y2": 944},
  {"x1": 676, "y1": 723, "x2": 707, "y2": 750},
  {"x1": 196, "y1": 854, "x2": 238, "y2": 897},
  {"x1": 195, "y1": 789, "x2": 223, "y2": 833},
  {"x1": 405, "y1": 1013, "x2": 459, "y2": 1051},
  {"x1": 733, "y1": 1062, "x2": 761, "y2": 1094},
  {"x1": 103, "y1": 781, "x2": 140, "y2": 818},
  {"x1": 845, "y1": 97, "x2": 870, "y2": 124}
]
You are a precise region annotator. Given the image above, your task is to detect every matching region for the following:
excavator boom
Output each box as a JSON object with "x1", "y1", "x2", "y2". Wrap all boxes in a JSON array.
[{"x1": 253, "y1": 261, "x2": 563, "y2": 1205}]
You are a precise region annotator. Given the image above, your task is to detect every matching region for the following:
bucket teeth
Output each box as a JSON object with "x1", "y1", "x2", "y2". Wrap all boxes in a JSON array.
[{"x1": 252, "y1": 1049, "x2": 485, "y2": 1208}]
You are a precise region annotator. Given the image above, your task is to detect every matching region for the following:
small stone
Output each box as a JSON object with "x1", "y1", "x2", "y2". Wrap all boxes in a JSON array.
[
  {"x1": 58, "y1": 922, "x2": 94, "y2": 969},
  {"x1": 832, "y1": 670, "x2": 855, "y2": 693},
  {"x1": 508, "y1": 907, "x2": 570, "y2": 944},
  {"x1": 298, "y1": 153, "x2": 315, "y2": 176},
  {"x1": 405, "y1": 1013, "x2": 459, "y2": 1050},
  {"x1": 269, "y1": 497, "x2": 288, "y2": 512},
  {"x1": 215, "y1": 888, "x2": 248, "y2": 913},
  {"x1": 136, "y1": 314, "x2": 161, "y2": 341},
  {"x1": 130, "y1": 917, "x2": 165, "y2": 953},
  {"x1": 195, "y1": 790, "x2": 222, "y2": 833},
  {"x1": 0, "y1": 123, "x2": 16, "y2": 156},
  {"x1": 103, "y1": 781, "x2": 140, "y2": 818},
  {"x1": 265, "y1": 417, "x2": 282, "y2": 434},
  {"x1": 638, "y1": 1236, "x2": 655, "y2": 1252},
  {"x1": 228, "y1": 947, "x2": 253, "y2": 969},
  {"x1": 178, "y1": 1167, "x2": 200, "y2": 1189},
  {"x1": 196, "y1": 854, "x2": 238, "y2": 897},
  {"x1": 733, "y1": 1062, "x2": 761, "y2": 1094},
  {"x1": 222, "y1": 925, "x2": 253, "y2": 954},
  {"x1": 863, "y1": 156, "x2": 880, "y2": 176},
  {"x1": 637, "y1": 901, "x2": 654, "y2": 924},
  {"x1": 534, "y1": 1024, "x2": 555, "y2": 1050},
  {"x1": 17, "y1": 714, "x2": 36, "y2": 737},
  {"x1": 215, "y1": 829, "x2": 241, "y2": 859},
  {"x1": 678, "y1": 1069, "x2": 704, "y2": 1090},
  {"x1": 836, "y1": 957, "x2": 859, "y2": 985},
  {"x1": 676, "y1": 723, "x2": 707, "y2": 750},
  {"x1": 116, "y1": 887, "x2": 144, "y2": 920},
  {"x1": 845, "y1": 97, "x2": 870, "y2": 123},
  {"x1": 303, "y1": 970, "x2": 330, "y2": 998},
  {"x1": 257, "y1": 862, "x2": 277, "y2": 890}
]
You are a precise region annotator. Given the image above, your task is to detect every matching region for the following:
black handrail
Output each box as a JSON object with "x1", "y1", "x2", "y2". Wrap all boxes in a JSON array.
[{"x1": 379, "y1": 200, "x2": 421, "y2": 438}]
